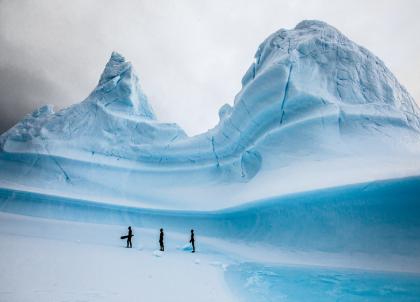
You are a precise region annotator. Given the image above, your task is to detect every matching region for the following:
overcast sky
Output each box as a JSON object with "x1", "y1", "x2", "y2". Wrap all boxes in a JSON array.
[{"x1": 0, "y1": 0, "x2": 419, "y2": 135}]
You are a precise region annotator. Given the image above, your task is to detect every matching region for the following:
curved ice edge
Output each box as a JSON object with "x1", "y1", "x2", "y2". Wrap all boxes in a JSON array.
[{"x1": 0, "y1": 175, "x2": 419, "y2": 256}]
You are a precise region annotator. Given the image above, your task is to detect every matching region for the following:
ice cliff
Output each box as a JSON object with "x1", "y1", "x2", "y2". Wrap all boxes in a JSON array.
[{"x1": 1, "y1": 20, "x2": 419, "y2": 208}]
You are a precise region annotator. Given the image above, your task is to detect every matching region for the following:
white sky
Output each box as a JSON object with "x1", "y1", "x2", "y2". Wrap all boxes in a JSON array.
[{"x1": 0, "y1": 0, "x2": 419, "y2": 135}]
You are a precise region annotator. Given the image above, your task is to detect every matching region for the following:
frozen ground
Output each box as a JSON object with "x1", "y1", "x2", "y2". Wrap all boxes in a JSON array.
[
  {"x1": 0, "y1": 212, "x2": 234, "y2": 302},
  {"x1": 1, "y1": 210, "x2": 420, "y2": 302}
]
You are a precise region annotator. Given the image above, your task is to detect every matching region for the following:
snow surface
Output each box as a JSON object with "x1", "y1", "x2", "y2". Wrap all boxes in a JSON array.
[
  {"x1": 0, "y1": 212, "x2": 234, "y2": 302},
  {"x1": 1, "y1": 172, "x2": 420, "y2": 301}
]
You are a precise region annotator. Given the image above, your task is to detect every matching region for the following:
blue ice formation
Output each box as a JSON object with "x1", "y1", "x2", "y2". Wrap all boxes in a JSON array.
[
  {"x1": 0, "y1": 20, "x2": 419, "y2": 206},
  {"x1": 225, "y1": 263, "x2": 420, "y2": 302},
  {"x1": 1, "y1": 176, "x2": 419, "y2": 257}
]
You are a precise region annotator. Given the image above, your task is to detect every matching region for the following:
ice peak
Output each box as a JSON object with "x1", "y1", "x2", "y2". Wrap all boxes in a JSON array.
[
  {"x1": 90, "y1": 52, "x2": 156, "y2": 120},
  {"x1": 294, "y1": 19, "x2": 335, "y2": 30},
  {"x1": 243, "y1": 19, "x2": 420, "y2": 128},
  {"x1": 294, "y1": 19, "x2": 348, "y2": 42},
  {"x1": 110, "y1": 51, "x2": 125, "y2": 62},
  {"x1": 98, "y1": 51, "x2": 131, "y2": 86}
]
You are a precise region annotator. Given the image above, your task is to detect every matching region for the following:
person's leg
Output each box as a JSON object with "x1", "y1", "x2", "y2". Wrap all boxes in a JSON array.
[
  {"x1": 192, "y1": 241, "x2": 195, "y2": 253},
  {"x1": 126, "y1": 238, "x2": 129, "y2": 248},
  {"x1": 129, "y1": 238, "x2": 132, "y2": 248}
]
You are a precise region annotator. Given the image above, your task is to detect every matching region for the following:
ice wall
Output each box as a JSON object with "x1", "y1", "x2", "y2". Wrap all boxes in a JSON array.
[
  {"x1": 1, "y1": 20, "x2": 420, "y2": 206},
  {"x1": 0, "y1": 176, "x2": 419, "y2": 257}
]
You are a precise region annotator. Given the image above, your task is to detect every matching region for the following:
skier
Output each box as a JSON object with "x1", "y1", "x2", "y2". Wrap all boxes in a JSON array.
[
  {"x1": 189, "y1": 229, "x2": 195, "y2": 253},
  {"x1": 159, "y1": 228, "x2": 164, "y2": 251},
  {"x1": 127, "y1": 226, "x2": 133, "y2": 248}
]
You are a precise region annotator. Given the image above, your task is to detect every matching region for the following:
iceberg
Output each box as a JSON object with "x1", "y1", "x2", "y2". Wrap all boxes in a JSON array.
[
  {"x1": 1, "y1": 20, "x2": 420, "y2": 302},
  {"x1": 0, "y1": 20, "x2": 419, "y2": 209}
]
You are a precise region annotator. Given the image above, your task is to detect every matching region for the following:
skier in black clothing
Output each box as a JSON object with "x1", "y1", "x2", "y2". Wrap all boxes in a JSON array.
[
  {"x1": 159, "y1": 228, "x2": 164, "y2": 251},
  {"x1": 127, "y1": 226, "x2": 133, "y2": 248},
  {"x1": 190, "y1": 229, "x2": 195, "y2": 253}
]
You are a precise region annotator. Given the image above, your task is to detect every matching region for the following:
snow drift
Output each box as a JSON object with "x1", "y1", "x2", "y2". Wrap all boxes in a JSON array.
[{"x1": 0, "y1": 20, "x2": 420, "y2": 208}]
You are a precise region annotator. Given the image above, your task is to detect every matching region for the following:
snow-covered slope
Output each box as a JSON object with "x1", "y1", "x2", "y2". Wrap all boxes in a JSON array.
[{"x1": 0, "y1": 20, "x2": 420, "y2": 208}]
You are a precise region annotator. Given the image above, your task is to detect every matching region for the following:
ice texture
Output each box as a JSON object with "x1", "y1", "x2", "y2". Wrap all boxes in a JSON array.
[
  {"x1": 1, "y1": 176, "x2": 419, "y2": 259},
  {"x1": 225, "y1": 263, "x2": 420, "y2": 302},
  {"x1": 0, "y1": 20, "x2": 420, "y2": 208}
]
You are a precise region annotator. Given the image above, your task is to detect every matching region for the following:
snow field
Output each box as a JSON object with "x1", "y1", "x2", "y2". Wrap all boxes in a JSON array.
[{"x1": 0, "y1": 212, "x2": 234, "y2": 302}]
